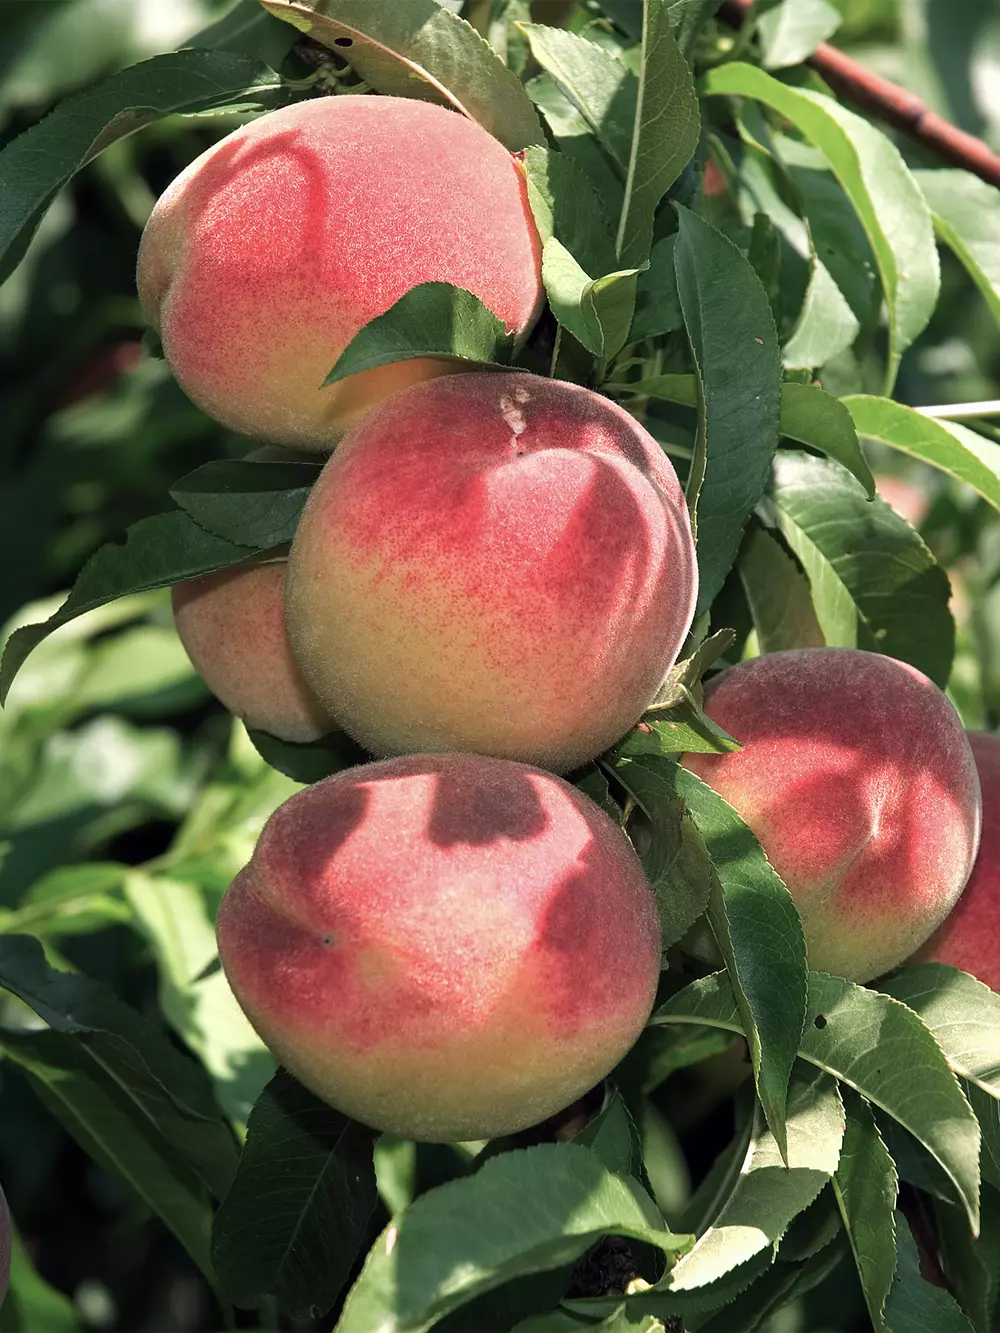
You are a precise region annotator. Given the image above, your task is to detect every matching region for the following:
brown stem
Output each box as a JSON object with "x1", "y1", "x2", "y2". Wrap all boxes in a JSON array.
[{"x1": 718, "y1": 0, "x2": 1000, "y2": 188}]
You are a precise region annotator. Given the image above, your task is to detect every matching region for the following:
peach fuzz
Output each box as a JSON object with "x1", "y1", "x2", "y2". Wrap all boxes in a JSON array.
[
  {"x1": 137, "y1": 96, "x2": 542, "y2": 448},
  {"x1": 0, "y1": 1183, "x2": 8, "y2": 1309},
  {"x1": 913, "y1": 732, "x2": 1000, "y2": 989},
  {"x1": 682, "y1": 648, "x2": 981, "y2": 983},
  {"x1": 216, "y1": 752, "x2": 661, "y2": 1141},
  {"x1": 284, "y1": 371, "x2": 698, "y2": 773},
  {"x1": 172, "y1": 559, "x2": 335, "y2": 743}
]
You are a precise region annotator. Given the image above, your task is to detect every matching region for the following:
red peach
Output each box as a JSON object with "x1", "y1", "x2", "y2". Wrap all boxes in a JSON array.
[
  {"x1": 913, "y1": 731, "x2": 1000, "y2": 988},
  {"x1": 172, "y1": 559, "x2": 334, "y2": 742},
  {"x1": 284, "y1": 371, "x2": 698, "y2": 773},
  {"x1": 216, "y1": 753, "x2": 662, "y2": 1141},
  {"x1": 137, "y1": 96, "x2": 542, "y2": 448},
  {"x1": 682, "y1": 649, "x2": 981, "y2": 982},
  {"x1": 874, "y1": 473, "x2": 931, "y2": 528},
  {"x1": 0, "y1": 1183, "x2": 9, "y2": 1308}
]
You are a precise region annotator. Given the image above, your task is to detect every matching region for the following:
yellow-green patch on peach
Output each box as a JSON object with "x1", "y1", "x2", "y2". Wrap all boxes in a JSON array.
[
  {"x1": 284, "y1": 371, "x2": 698, "y2": 772},
  {"x1": 682, "y1": 648, "x2": 981, "y2": 982},
  {"x1": 137, "y1": 96, "x2": 542, "y2": 448},
  {"x1": 216, "y1": 753, "x2": 661, "y2": 1142}
]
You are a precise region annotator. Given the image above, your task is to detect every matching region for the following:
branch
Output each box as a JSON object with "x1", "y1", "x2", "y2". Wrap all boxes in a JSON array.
[{"x1": 718, "y1": 0, "x2": 1000, "y2": 189}]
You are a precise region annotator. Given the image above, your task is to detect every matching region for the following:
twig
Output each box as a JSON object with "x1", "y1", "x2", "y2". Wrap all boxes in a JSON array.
[
  {"x1": 717, "y1": 0, "x2": 1000, "y2": 189},
  {"x1": 916, "y1": 400, "x2": 1000, "y2": 420}
]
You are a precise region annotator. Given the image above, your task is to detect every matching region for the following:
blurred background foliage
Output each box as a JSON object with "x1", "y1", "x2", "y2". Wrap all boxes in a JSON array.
[{"x1": 3, "y1": 0, "x2": 1000, "y2": 1329}]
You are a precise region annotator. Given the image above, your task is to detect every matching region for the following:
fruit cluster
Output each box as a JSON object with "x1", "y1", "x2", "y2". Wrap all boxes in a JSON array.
[{"x1": 145, "y1": 92, "x2": 988, "y2": 1145}]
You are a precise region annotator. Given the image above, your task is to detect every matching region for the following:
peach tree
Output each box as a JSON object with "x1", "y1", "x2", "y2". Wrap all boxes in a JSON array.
[{"x1": 2, "y1": 1, "x2": 1000, "y2": 1330}]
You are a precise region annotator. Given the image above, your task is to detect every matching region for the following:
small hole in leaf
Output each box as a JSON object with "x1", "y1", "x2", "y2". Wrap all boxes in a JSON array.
[
  {"x1": 813, "y1": 1014, "x2": 827, "y2": 1029},
  {"x1": 334, "y1": 36, "x2": 353, "y2": 47}
]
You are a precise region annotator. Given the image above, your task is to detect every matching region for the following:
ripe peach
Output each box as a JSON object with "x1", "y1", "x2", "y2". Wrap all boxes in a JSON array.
[
  {"x1": 284, "y1": 371, "x2": 698, "y2": 773},
  {"x1": 682, "y1": 649, "x2": 981, "y2": 982},
  {"x1": 137, "y1": 96, "x2": 542, "y2": 448},
  {"x1": 172, "y1": 559, "x2": 335, "y2": 742},
  {"x1": 913, "y1": 732, "x2": 1000, "y2": 989},
  {"x1": 216, "y1": 753, "x2": 662, "y2": 1141},
  {"x1": 0, "y1": 1183, "x2": 9, "y2": 1308}
]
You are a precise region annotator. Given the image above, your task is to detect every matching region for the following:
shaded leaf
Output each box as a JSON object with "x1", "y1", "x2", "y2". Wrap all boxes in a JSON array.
[
  {"x1": 884, "y1": 1214, "x2": 975, "y2": 1332},
  {"x1": 655, "y1": 970, "x2": 981, "y2": 1231},
  {"x1": 541, "y1": 238, "x2": 641, "y2": 359},
  {"x1": 832, "y1": 1090, "x2": 898, "y2": 1333},
  {"x1": 212, "y1": 1070, "x2": 377, "y2": 1316},
  {"x1": 522, "y1": 145, "x2": 617, "y2": 278},
  {"x1": 169, "y1": 460, "x2": 322, "y2": 548},
  {"x1": 262, "y1": 0, "x2": 543, "y2": 150},
  {"x1": 770, "y1": 450, "x2": 954, "y2": 687},
  {"x1": 880, "y1": 964, "x2": 1000, "y2": 1100},
  {"x1": 738, "y1": 524, "x2": 825, "y2": 653}
]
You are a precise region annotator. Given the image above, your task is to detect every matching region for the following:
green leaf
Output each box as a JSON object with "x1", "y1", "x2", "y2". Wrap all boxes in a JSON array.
[
  {"x1": 779, "y1": 381, "x2": 874, "y2": 496},
  {"x1": 756, "y1": 0, "x2": 842, "y2": 70},
  {"x1": 884, "y1": 1214, "x2": 975, "y2": 1332},
  {"x1": 702, "y1": 62, "x2": 939, "y2": 386},
  {"x1": 656, "y1": 970, "x2": 981, "y2": 1232},
  {"x1": 169, "y1": 460, "x2": 322, "y2": 549},
  {"x1": 738, "y1": 524, "x2": 825, "y2": 653},
  {"x1": 0, "y1": 935, "x2": 238, "y2": 1202},
  {"x1": 522, "y1": 145, "x2": 617, "y2": 278},
  {"x1": 0, "y1": 1029, "x2": 217, "y2": 1285},
  {"x1": 880, "y1": 964, "x2": 1000, "y2": 1101},
  {"x1": 124, "y1": 873, "x2": 275, "y2": 1130},
  {"x1": 665, "y1": 0, "x2": 725, "y2": 58},
  {"x1": 915, "y1": 169, "x2": 1000, "y2": 326},
  {"x1": 525, "y1": 74, "x2": 625, "y2": 210},
  {"x1": 616, "y1": 0, "x2": 700, "y2": 268},
  {"x1": 664, "y1": 1065, "x2": 843, "y2": 1290},
  {"x1": 832, "y1": 1090, "x2": 898, "y2": 1333},
  {"x1": 631, "y1": 235, "x2": 683, "y2": 341},
  {"x1": 323, "y1": 283, "x2": 513, "y2": 386},
  {"x1": 0, "y1": 511, "x2": 257, "y2": 705},
  {"x1": 212, "y1": 1070, "x2": 378, "y2": 1317},
  {"x1": 611, "y1": 755, "x2": 714, "y2": 952},
  {"x1": 0, "y1": 50, "x2": 286, "y2": 284},
  {"x1": 518, "y1": 23, "x2": 636, "y2": 173},
  {"x1": 770, "y1": 451, "x2": 954, "y2": 688},
  {"x1": 541, "y1": 238, "x2": 642, "y2": 359},
  {"x1": 673, "y1": 206, "x2": 783, "y2": 613},
  {"x1": 672, "y1": 765, "x2": 807, "y2": 1158},
  {"x1": 845, "y1": 395, "x2": 1000, "y2": 516},
  {"x1": 0, "y1": 1229, "x2": 79, "y2": 1333},
  {"x1": 0, "y1": 863, "x2": 130, "y2": 939},
  {"x1": 337, "y1": 1143, "x2": 691, "y2": 1333},
  {"x1": 576, "y1": 1090, "x2": 644, "y2": 1180},
  {"x1": 262, "y1": 0, "x2": 544, "y2": 151}
]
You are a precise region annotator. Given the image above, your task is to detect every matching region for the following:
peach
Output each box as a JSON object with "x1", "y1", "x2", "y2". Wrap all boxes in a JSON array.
[
  {"x1": 284, "y1": 371, "x2": 698, "y2": 773},
  {"x1": 216, "y1": 753, "x2": 661, "y2": 1141},
  {"x1": 172, "y1": 559, "x2": 335, "y2": 742},
  {"x1": 913, "y1": 732, "x2": 1000, "y2": 989},
  {"x1": 137, "y1": 96, "x2": 542, "y2": 448},
  {"x1": 0, "y1": 1183, "x2": 9, "y2": 1308},
  {"x1": 682, "y1": 649, "x2": 981, "y2": 982}
]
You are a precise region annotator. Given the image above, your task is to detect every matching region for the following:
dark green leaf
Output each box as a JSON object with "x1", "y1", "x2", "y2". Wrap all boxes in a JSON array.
[
  {"x1": 884, "y1": 1214, "x2": 975, "y2": 1332},
  {"x1": 522, "y1": 144, "x2": 617, "y2": 277},
  {"x1": 169, "y1": 460, "x2": 322, "y2": 548},
  {"x1": 323, "y1": 283, "x2": 513, "y2": 386},
  {"x1": 779, "y1": 381, "x2": 874, "y2": 495},
  {"x1": 672, "y1": 766, "x2": 807, "y2": 1158},
  {"x1": 0, "y1": 511, "x2": 256, "y2": 705},
  {"x1": 611, "y1": 755, "x2": 715, "y2": 952},
  {"x1": 0, "y1": 1230, "x2": 79, "y2": 1333},
  {"x1": 212, "y1": 1070, "x2": 378, "y2": 1317},
  {"x1": 832, "y1": 1090, "x2": 897, "y2": 1332},
  {"x1": 738, "y1": 524, "x2": 825, "y2": 653},
  {"x1": 262, "y1": 0, "x2": 544, "y2": 151},
  {"x1": 631, "y1": 235, "x2": 683, "y2": 341},
  {"x1": 673, "y1": 206, "x2": 783, "y2": 613},
  {"x1": 770, "y1": 450, "x2": 954, "y2": 687},
  {"x1": 337, "y1": 1144, "x2": 690, "y2": 1333},
  {"x1": 0, "y1": 51, "x2": 286, "y2": 284},
  {"x1": 246, "y1": 727, "x2": 369, "y2": 784},
  {"x1": 616, "y1": 0, "x2": 700, "y2": 268},
  {"x1": 880, "y1": 964, "x2": 1000, "y2": 1100}
]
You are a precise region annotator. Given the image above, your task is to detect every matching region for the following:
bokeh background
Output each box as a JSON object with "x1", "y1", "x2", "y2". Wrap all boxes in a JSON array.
[{"x1": 2, "y1": 0, "x2": 1000, "y2": 1329}]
